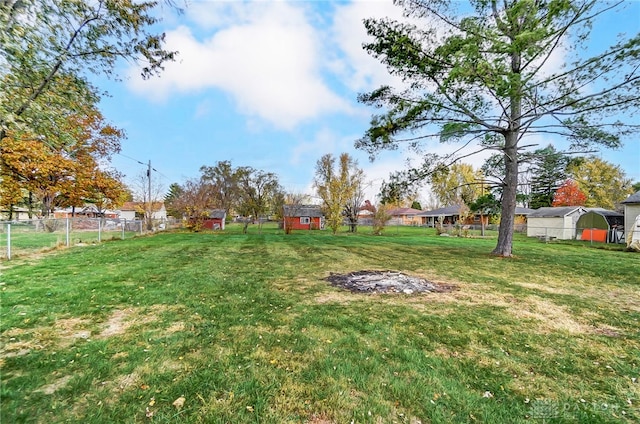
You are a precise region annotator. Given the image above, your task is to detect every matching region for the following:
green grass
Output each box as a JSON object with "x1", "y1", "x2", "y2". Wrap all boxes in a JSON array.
[
  {"x1": 0, "y1": 225, "x2": 138, "y2": 258},
  {"x1": 1, "y1": 224, "x2": 638, "y2": 423}
]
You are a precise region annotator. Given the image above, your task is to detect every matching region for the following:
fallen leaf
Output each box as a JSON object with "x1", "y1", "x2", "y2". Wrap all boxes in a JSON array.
[
  {"x1": 246, "y1": 405, "x2": 254, "y2": 412},
  {"x1": 148, "y1": 397, "x2": 155, "y2": 406},
  {"x1": 145, "y1": 407, "x2": 154, "y2": 418},
  {"x1": 483, "y1": 391, "x2": 494, "y2": 398},
  {"x1": 173, "y1": 396, "x2": 185, "y2": 409}
]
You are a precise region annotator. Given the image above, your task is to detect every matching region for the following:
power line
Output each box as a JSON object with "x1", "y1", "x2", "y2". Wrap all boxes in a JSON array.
[{"x1": 116, "y1": 152, "x2": 169, "y2": 180}]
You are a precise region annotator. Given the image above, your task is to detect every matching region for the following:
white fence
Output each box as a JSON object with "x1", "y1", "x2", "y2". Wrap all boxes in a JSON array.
[{"x1": 0, "y1": 217, "x2": 181, "y2": 260}]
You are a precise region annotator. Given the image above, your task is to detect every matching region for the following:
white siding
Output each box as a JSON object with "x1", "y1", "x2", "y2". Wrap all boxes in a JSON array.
[
  {"x1": 624, "y1": 205, "x2": 640, "y2": 240},
  {"x1": 527, "y1": 217, "x2": 576, "y2": 240}
]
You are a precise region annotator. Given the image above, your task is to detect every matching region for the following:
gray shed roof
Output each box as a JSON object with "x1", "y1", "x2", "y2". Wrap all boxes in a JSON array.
[
  {"x1": 515, "y1": 207, "x2": 535, "y2": 215},
  {"x1": 528, "y1": 206, "x2": 586, "y2": 218},
  {"x1": 283, "y1": 204, "x2": 323, "y2": 217},
  {"x1": 206, "y1": 209, "x2": 226, "y2": 219},
  {"x1": 621, "y1": 191, "x2": 640, "y2": 204},
  {"x1": 584, "y1": 208, "x2": 623, "y2": 218}
]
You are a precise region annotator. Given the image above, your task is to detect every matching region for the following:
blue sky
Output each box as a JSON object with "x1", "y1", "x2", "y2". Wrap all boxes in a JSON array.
[{"x1": 97, "y1": 0, "x2": 640, "y2": 202}]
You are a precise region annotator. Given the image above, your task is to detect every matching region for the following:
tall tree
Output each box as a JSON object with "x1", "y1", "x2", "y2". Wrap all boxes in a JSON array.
[
  {"x1": 314, "y1": 153, "x2": 361, "y2": 235},
  {"x1": 1, "y1": 105, "x2": 125, "y2": 216},
  {"x1": 357, "y1": 0, "x2": 640, "y2": 256},
  {"x1": 567, "y1": 157, "x2": 633, "y2": 209},
  {"x1": 429, "y1": 163, "x2": 484, "y2": 207},
  {"x1": 236, "y1": 167, "x2": 282, "y2": 232},
  {"x1": 0, "y1": 0, "x2": 175, "y2": 154},
  {"x1": 199, "y1": 161, "x2": 241, "y2": 216},
  {"x1": 164, "y1": 183, "x2": 185, "y2": 218},
  {"x1": 528, "y1": 145, "x2": 571, "y2": 209},
  {"x1": 170, "y1": 177, "x2": 217, "y2": 231},
  {"x1": 343, "y1": 169, "x2": 366, "y2": 233},
  {"x1": 378, "y1": 171, "x2": 417, "y2": 206}
]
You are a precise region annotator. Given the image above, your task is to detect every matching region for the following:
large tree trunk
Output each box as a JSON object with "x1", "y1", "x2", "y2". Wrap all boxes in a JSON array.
[
  {"x1": 493, "y1": 47, "x2": 522, "y2": 257},
  {"x1": 493, "y1": 134, "x2": 518, "y2": 256}
]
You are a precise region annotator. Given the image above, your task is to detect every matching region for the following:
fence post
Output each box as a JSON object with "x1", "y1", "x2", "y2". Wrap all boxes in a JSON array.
[
  {"x1": 98, "y1": 219, "x2": 102, "y2": 243},
  {"x1": 122, "y1": 219, "x2": 125, "y2": 240},
  {"x1": 66, "y1": 218, "x2": 70, "y2": 247},
  {"x1": 7, "y1": 223, "x2": 11, "y2": 260}
]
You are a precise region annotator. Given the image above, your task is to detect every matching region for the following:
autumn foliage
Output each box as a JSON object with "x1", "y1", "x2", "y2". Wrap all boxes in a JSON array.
[
  {"x1": 552, "y1": 179, "x2": 587, "y2": 207},
  {"x1": 0, "y1": 108, "x2": 127, "y2": 216}
]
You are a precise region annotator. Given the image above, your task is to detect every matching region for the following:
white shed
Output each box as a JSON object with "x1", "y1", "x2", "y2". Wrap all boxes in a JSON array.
[
  {"x1": 527, "y1": 206, "x2": 586, "y2": 240},
  {"x1": 621, "y1": 191, "x2": 640, "y2": 242}
]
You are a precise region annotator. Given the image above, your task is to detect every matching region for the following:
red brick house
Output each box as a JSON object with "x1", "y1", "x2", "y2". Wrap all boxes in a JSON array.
[{"x1": 283, "y1": 205, "x2": 324, "y2": 231}]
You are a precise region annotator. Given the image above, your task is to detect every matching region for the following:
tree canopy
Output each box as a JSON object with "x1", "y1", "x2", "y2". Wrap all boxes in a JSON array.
[
  {"x1": 357, "y1": 0, "x2": 640, "y2": 256},
  {"x1": 1, "y1": 0, "x2": 175, "y2": 216},
  {"x1": 567, "y1": 156, "x2": 633, "y2": 209},
  {"x1": 551, "y1": 179, "x2": 587, "y2": 207},
  {"x1": 314, "y1": 153, "x2": 363, "y2": 235}
]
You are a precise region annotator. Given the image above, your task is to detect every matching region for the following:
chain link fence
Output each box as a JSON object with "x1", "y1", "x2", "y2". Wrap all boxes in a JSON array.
[
  {"x1": 526, "y1": 224, "x2": 631, "y2": 244},
  {"x1": 0, "y1": 217, "x2": 182, "y2": 260}
]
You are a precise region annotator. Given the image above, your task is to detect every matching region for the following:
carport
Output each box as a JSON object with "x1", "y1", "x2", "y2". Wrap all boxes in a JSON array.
[{"x1": 576, "y1": 209, "x2": 624, "y2": 243}]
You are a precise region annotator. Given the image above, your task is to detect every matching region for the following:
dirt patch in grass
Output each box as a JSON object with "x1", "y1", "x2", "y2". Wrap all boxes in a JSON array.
[
  {"x1": 165, "y1": 321, "x2": 185, "y2": 334},
  {"x1": 508, "y1": 296, "x2": 590, "y2": 334},
  {"x1": 1, "y1": 306, "x2": 178, "y2": 359},
  {"x1": 591, "y1": 325, "x2": 623, "y2": 338},
  {"x1": 97, "y1": 305, "x2": 170, "y2": 339},
  {"x1": 109, "y1": 371, "x2": 141, "y2": 393},
  {"x1": 306, "y1": 414, "x2": 335, "y2": 424},
  {"x1": 55, "y1": 317, "x2": 92, "y2": 346},
  {"x1": 98, "y1": 309, "x2": 139, "y2": 338},
  {"x1": 38, "y1": 375, "x2": 73, "y2": 395}
]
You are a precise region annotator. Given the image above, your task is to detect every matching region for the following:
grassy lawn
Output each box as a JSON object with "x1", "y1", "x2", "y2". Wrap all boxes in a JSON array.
[
  {"x1": 1, "y1": 224, "x2": 638, "y2": 423},
  {"x1": 0, "y1": 223, "x2": 139, "y2": 259}
]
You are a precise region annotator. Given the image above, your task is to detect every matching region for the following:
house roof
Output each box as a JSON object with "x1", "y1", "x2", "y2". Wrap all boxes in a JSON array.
[
  {"x1": 206, "y1": 209, "x2": 226, "y2": 219},
  {"x1": 584, "y1": 208, "x2": 623, "y2": 217},
  {"x1": 621, "y1": 191, "x2": 640, "y2": 204},
  {"x1": 515, "y1": 207, "x2": 536, "y2": 215},
  {"x1": 528, "y1": 206, "x2": 586, "y2": 218},
  {"x1": 283, "y1": 204, "x2": 323, "y2": 217},
  {"x1": 120, "y1": 201, "x2": 165, "y2": 212},
  {"x1": 388, "y1": 207, "x2": 423, "y2": 216},
  {"x1": 418, "y1": 205, "x2": 464, "y2": 217}
]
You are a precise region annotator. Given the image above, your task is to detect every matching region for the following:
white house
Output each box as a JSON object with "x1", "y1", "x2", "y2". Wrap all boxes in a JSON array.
[
  {"x1": 621, "y1": 191, "x2": 640, "y2": 244},
  {"x1": 118, "y1": 202, "x2": 167, "y2": 221},
  {"x1": 527, "y1": 206, "x2": 587, "y2": 240}
]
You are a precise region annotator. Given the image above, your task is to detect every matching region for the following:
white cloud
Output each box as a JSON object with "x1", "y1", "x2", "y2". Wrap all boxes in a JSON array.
[
  {"x1": 127, "y1": 2, "x2": 350, "y2": 130},
  {"x1": 289, "y1": 127, "x2": 354, "y2": 166},
  {"x1": 329, "y1": 0, "x2": 406, "y2": 92}
]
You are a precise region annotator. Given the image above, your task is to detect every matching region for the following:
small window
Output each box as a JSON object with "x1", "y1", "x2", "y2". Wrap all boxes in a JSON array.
[{"x1": 300, "y1": 217, "x2": 310, "y2": 225}]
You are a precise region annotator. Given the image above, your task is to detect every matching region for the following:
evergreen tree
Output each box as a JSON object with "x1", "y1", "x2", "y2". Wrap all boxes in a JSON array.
[{"x1": 529, "y1": 146, "x2": 570, "y2": 209}]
